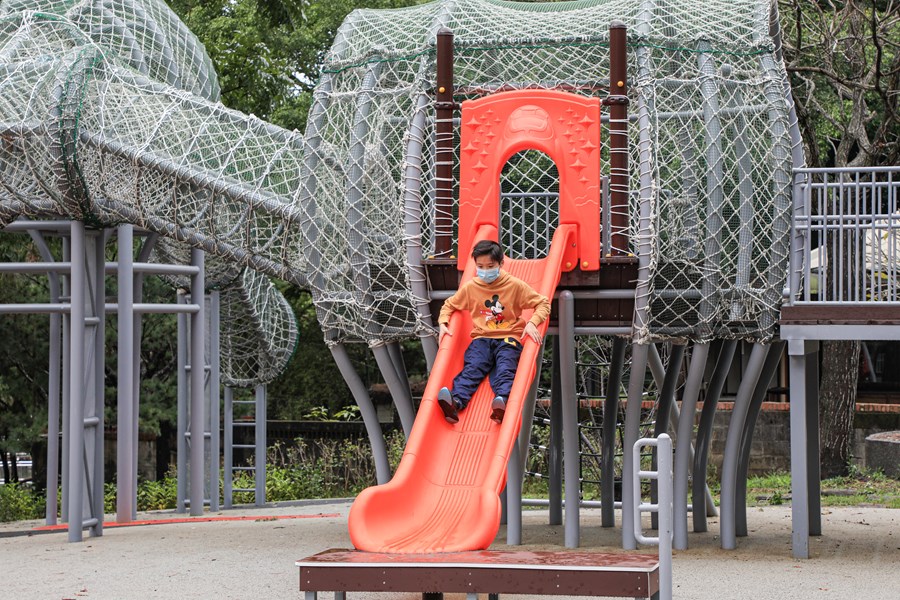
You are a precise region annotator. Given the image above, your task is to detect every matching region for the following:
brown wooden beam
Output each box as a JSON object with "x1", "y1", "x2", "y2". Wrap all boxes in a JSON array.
[{"x1": 298, "y1": 549, "x2": 659, "y2": 598}]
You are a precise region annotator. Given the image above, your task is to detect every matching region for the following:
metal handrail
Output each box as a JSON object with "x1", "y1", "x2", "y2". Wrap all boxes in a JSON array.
[
  {"x1": 788, "y1": 166, "x2": 900, "y2": 305},
  {"x1": 632, "y1": 433, "x2": 673, "y2": 600}
]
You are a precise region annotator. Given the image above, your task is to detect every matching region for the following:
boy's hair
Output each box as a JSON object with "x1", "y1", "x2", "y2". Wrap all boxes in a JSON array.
[{"x1": 471, "y1": 240, "x2": 503, "y2": 263}]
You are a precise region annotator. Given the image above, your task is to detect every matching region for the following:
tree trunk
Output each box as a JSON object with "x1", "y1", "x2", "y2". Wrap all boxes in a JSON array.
[{"x1": 818, "y1": 340, "x2": 860, "y2": 478}]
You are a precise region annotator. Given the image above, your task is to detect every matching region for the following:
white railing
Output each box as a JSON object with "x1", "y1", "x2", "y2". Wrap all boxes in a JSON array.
[
  {"x1": 632, "y1": 433, "x2": 673, "y2": 600},
  {"x1": 789, "y1": 167, "x2": 900, "y2": 304}
]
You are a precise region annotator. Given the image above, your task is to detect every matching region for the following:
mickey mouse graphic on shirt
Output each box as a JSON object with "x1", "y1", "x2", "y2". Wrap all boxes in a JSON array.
[{"x1": 481, "y1": 295, "x2": 506, "y2": 329}]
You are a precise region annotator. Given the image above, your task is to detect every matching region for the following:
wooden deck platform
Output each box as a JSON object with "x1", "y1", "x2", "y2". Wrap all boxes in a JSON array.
[{"x1": 297, "y1": 549, "x2": 660, "y2": 599}]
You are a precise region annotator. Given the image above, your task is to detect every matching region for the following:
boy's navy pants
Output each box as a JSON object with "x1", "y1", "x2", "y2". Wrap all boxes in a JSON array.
[{"x1": 451, "y1": 336, "x2": 522, "y2": 407}]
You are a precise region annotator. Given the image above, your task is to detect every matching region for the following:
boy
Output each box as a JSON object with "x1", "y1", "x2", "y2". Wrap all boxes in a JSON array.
[{"x1": 437, "y1": 240, "x2": 550, "y2": 424}]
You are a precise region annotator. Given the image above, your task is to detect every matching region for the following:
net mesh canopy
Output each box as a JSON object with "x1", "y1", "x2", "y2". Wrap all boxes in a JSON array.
[
  {"x1": 1, "y1": 0, "x2": 797, "y2": 360},
  {"x1": 0, "y1": 0, "x2": 298, "y2": 385},
  {"x1": 309, "y1": 0, "x2": 796, "y2": 344}
]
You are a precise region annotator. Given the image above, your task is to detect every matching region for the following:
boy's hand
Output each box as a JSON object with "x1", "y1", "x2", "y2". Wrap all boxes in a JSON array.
[
  {"x1": 522, "y1": 322, "x2": 542, "y2": 345},
  {"x1": 439, "y1": 323, "x2": 452, "y2": 345}
]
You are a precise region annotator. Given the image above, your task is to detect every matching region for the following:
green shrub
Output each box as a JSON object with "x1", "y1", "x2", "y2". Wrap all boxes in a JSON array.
[
  {"x1": 137, "y1": 474, "x2": 178, "y2": 510},
  {"x1": 0, "y1": 483, "x2": 45, "y2": 522}
]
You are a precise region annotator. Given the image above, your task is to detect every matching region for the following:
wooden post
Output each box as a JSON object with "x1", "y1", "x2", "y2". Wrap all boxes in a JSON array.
[
  {"x1": 607, "y1": 21, "x2": 629, "y2": 256},
  {"x1": 434, "y1": 27, "x2": 455, "y2": 257}
]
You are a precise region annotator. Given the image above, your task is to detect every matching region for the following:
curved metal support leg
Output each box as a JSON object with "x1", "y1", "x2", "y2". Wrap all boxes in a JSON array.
[
  {"x1": 693, "y1": 339, "x2": 737, "y2": 532},
  {"x1": 602, "y1": 337, "x2": 627, "y2": 528},
  {"x1": 622, "y1": 343, "x2": 650, "y2": 550},
  {"x1": 388, "y1": 340, "x2": 417, "y2": 417},
  {"x1": 518, "y1": 351, "x2": 545, "y2": 473},
  {"x1": 673, "y1": 342, "x2": 709, "y2": 549},
  {"x1": 330, "y1": 343, "x2": 391, "y2": 484},
  {"x1": 736, "y1": 342, "x2": 785, "y2": 536},
  {"x1": 652, "y1": 344, "x2": 685, "y2": 529},
  {"x1": 720, "y1": 343, "x2": 769, "y2": 550},
  {"x1": 372, "y1": 344, "x2": 415, "y2": 438},
  {"x1": 421, "y1": 335, "x2": 438, "y2": 374}
]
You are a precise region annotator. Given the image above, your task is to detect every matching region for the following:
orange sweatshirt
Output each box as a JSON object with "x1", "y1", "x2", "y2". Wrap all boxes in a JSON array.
[{"x1": 438, "y1": 271, "x2": 551, "y2": 339}]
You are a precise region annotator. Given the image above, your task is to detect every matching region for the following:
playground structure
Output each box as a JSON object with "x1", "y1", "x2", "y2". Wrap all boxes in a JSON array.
[{"x1": 0, "y1": 0, "x2": 898, "y2": 568}]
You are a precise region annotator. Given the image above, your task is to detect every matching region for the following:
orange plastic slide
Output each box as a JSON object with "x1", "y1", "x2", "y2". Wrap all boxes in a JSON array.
[{"x1": 348, "y1": 223, "x2": 576, "y2": 553}]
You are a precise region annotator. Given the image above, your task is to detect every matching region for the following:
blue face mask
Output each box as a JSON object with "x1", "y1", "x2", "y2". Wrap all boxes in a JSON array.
[{"x1": 477, "y1": 267, "x2": 500, "y2": 283}]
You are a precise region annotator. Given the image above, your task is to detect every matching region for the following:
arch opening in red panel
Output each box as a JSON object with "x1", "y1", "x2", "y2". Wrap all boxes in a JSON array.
[{"x1": 499, "y1": 149, "x2": 560, "y2": 261}]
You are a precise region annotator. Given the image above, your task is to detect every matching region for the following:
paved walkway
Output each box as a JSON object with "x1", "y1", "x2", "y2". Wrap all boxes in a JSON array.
[{"x1": 1, "y1": 501, "x2": 897, "y2": 599}]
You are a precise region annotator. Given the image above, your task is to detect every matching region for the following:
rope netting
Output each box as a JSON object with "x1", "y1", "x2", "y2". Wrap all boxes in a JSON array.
[
  {"x1": 0, "y1": 0, "x2": 298, "y2": 385},
  {"x1": 310, "y1": 0, "x2": 796, "y2": 344},
  {"x1": 1, "y1": 0, "x2": 799, "y2": 372}
]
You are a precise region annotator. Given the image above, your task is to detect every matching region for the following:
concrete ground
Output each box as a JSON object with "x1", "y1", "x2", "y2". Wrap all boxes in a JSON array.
[{"x1": 0, "y1": 501, "x2": 897, "y2": 600}]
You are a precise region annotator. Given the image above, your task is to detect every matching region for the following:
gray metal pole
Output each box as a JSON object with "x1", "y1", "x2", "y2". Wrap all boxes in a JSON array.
[
  {"x1": 47, "y1": 272, "x2": 62, "y2": 526},
  {"x1": 372, "y1": 344, "x2": 415, "y2": 438},
  {"x1": 90, "y1": 232, "x2": 106, "y2": 538},
  {"x1": 559, "y1": 291, "x2": 579, "y2": 547},
  {"x1": 647, "y1": 343, "x2": 666, "y2": 390},
  {"x1": 518, "y1": 351, "x2": 544, "y2": 466},
  {"x1": 209, "y1": 291, "x2": 221, "y2": 512},
  {"x1": 720, "y1": 342, "x2": 768, "y2": 549},
  {"x1": 67, "y1": 221, "x2": 85, "y2": 543},
  {"x1": 601, "y1": 337, "x2": 627, "y2": 527},
  {"x1": 29, "y1": 230, "x2": 61, "y2": 526},
  {"x1": 736, "y1": 342, "x2": 784, "y2": 536},
  {"x1": 116, "y1": 225, "x2": 135, "y2": 522},
  {"x1": 189, "y1": 248, "x2": 206, "y2": 516},
  {"x1": 61, "y1": 236, "x2": 70, "y2": 523},
  {"x1": 651, "y1": 344, "x2": 684, "y2": 530},
  {"x1": 696, "y1": 42, "x2": 726, "y2": 335},
  {"x1": 672, "y1": 342, "x2": 709, "y2": 549},
  {"x1": 692, "y1": 339, "x2": 736, "y2": 532},
  {"x1": 805, "y1": 346, "x2": 821, "y2": 537},
  {"x1": 385, "y1": 342, "x2": 416, "y2": 434},
  {"x1": 402, "y1": 92, "x2": 439, "y2": 370},
  {"x1": 788, "y1": 339, "x2": 813, "y2": 559},
  {"x1": 548, "y1": 335, "x2": 563, "y2": 525},
  {"x1": 622, "y1": 342, "x2": 649, "y2": 551},
  {"x1": 255, "y1": 384, "x2": 266, "y2": 507},
  {"x1": 330, "y1": 343, "x2": 391, "y2": 484},
  {"x1": 723, "y1": 66, "x2": 756, "y2": 322},
  {"x1": 131, "y1": 234, "x2": 155, "y2": 521},
  {"x1": 506, "y1": 441, "x2": 523, "y2": 545},
  {"x1": 176, "y1": 290, "x2": 188, "y2": 513},
  {"x1": 223, "y1": 386, "x2": 234, "y2": 508}
]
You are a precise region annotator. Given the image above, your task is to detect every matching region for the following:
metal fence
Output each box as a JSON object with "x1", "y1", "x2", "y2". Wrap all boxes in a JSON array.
[{"x1": 789, "y1": 167, "x2": 900, "y2": 304}]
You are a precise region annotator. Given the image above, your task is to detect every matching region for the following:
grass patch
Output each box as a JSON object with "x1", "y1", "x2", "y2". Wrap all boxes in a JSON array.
[{"x1": 745, "y1": 468, "x2": 900, "y2": 507}]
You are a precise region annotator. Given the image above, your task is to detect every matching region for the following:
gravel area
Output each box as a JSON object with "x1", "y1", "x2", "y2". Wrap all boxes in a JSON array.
[{"x1": 0, "y1": 501, "x2": 897, "y2": 599}]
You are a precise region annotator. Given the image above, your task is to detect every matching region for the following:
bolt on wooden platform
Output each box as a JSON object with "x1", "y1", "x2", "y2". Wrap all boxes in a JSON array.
[{"x1": 296, "y1": 549, "x2": 661, "y2": 600}]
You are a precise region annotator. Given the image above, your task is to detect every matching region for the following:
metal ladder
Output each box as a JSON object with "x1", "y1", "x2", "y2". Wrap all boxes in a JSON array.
[
  {"x1": 223, "y1": 384, "x2": 267, "y2": 507},
  {"x1": 176, "y1": 288, "x2": 220, "y2": 514}
]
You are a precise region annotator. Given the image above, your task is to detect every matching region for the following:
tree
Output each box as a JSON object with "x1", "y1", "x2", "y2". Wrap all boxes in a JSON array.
[
  {"x1": 0, "y1": 236, "x2": 52, "y2": 490},
  {"x1": 779, "y1": 0, "x2": 900, "y2": 476},
  {"x1": 168, "y1": 0, "x2": 427, "y2": 131}
]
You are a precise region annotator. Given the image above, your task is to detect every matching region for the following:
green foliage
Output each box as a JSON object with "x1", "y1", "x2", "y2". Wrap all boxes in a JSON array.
[
  {"x1": 136, "y1": 475, "x2": 180, "y2": 511},
  {"x1": 744, "y1": 468, "x2": 900, "y2": 508},
  {"x1": 168, "y1": 0, "x2": 428, "y2": 129},
  {"x1": 0, "y1": 236, "x2": 53, "y2": 485},
  {"x1": 0, "y1": 483, "x2": 45, "y2": 522},
  {"x1": 780, "y1": 0, "x2": 899, "y2": 167}
]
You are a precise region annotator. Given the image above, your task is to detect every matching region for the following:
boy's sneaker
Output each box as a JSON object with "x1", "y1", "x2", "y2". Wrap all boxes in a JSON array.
[
  {"x1": 437, "y1": 387, "x2": 460, "y2": 424},
  {"x1": 490, "y1": 396, "x2": 507, "y2": 424}
]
